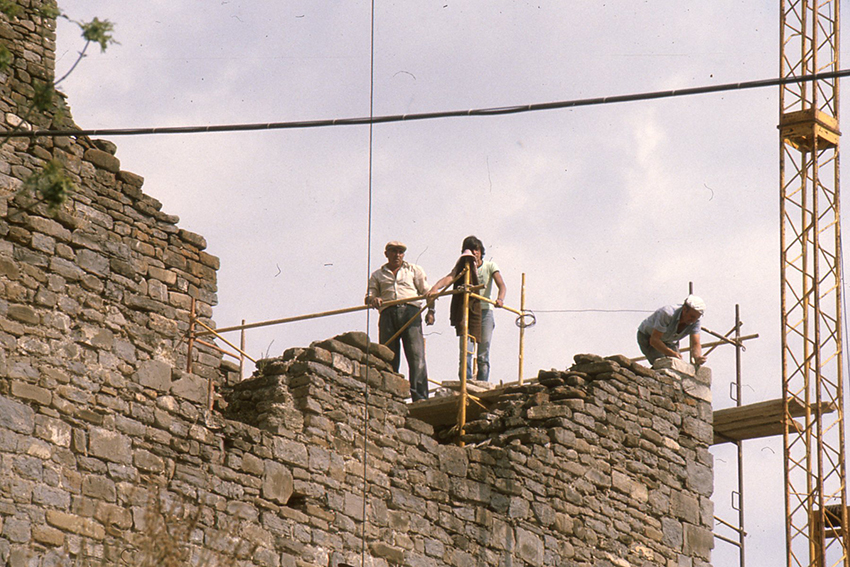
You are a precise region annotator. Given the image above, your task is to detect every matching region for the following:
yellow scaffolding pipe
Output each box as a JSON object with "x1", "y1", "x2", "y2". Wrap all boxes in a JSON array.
[
  {"x1": 519, "y1": 273, "x2": 527, "y2": 384},
  {"x1": 188, "y1": 272, "x2": 531, "y2": 425},
  {"x1": 457, "y1": 265, "x2": 471, "y2": 446}
]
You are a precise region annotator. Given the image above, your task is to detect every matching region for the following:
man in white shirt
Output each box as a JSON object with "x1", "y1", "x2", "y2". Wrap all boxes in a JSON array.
[{"x1": 365, "y1": 241, "x2": 434, "y2": 401}]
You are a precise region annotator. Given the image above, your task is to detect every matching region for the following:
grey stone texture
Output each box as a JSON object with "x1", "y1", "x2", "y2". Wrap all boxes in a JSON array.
[{"x1": 0, "y1": 4, "x2": 714, "y2": 567}]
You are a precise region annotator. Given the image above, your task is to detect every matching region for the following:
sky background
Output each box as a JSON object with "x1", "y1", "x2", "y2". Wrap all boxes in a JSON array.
[{"x1": 53, "y1": 2, "x2": 847, "y2": 565}]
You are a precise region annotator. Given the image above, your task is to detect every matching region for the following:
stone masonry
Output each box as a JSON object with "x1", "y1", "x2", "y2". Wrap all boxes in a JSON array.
[
  {"x1": 0, "y1": 3, "x2": 713, "y2": 566},
  {"x1": 217, "y1": 338, "x2": 715, "y2": 567}
]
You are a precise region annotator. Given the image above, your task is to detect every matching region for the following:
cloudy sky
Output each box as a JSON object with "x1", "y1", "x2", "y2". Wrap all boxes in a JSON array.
[{"x1": 53, "y1": 1, "x2": 847, "y2": 565}]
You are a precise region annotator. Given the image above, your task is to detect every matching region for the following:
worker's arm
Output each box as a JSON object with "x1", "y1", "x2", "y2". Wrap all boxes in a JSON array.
[
  {"x1": 426, "y1": 273, "x2": 454, "y2": 300},
  {"x1": 493, "y1": 271, "x2": 506, "y2": 307},
  {"x1": 649, "y1": 329, "x2": 681, "y2": 359},
  {"x1": 690, "y1": 333, "x2": 706, "y2": 365},
  {"x1": 365, "y1": 276, "x2": 382, "y2": 309}
]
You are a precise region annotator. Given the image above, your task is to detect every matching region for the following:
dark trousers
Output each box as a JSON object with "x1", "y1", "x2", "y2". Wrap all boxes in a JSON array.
[{"x1": 379, "y1": 304, "x2": 429, "y2": 401}]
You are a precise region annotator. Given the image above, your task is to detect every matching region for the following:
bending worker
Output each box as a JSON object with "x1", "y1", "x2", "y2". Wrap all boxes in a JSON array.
[
  {"x1": 637, "y1": 295, "x2": 706, "y2": 366},
  {"x1": 365, "y1": 241, "x2": 434, "y2": 401}
]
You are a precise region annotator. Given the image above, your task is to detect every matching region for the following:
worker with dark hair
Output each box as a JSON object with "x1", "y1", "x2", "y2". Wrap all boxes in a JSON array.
[
  {"x1": 464, "y1": 236, "x2": 506, "y2": 381},
  {"x1": 637, "y1": 295, "x2": 706, "y2": 365},
  {"x1": 428, "y1": 235, "x2": 507, "y2": 381}
]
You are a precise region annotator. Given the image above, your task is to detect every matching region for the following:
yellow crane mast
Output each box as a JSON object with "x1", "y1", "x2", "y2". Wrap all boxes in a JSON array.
[{"x1": 779, "y1": 1, "x2": 848, "y2": 566}]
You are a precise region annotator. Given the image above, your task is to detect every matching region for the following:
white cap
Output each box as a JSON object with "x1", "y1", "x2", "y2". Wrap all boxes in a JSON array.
[{"x1": 684, "y1": 294, "x2": 706, "y2": 314}]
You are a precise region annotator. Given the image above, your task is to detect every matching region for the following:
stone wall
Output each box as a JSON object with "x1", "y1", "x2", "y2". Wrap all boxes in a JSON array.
[
  {"x1": 218, "y1": 336, "x2": 715, "y2": 567},
  {"x1": 0, "y1": 3, "x2": 714, "y2": 566}
]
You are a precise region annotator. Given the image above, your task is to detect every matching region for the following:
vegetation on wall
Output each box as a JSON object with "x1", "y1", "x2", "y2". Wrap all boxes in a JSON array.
[{"x1": 0, "y1": 0, "x2": 115, "y2": 212}]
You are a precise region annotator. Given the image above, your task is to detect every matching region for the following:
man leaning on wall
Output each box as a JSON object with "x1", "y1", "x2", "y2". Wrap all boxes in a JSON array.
[{"x1": 636, "y1": 294, "x2": 706, "y2": 366}]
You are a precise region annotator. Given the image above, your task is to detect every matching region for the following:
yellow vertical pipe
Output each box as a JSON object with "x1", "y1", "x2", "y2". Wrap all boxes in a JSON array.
[
  {"x1": 239, "y1": 319, "x2": 246, "y2": 381},
  {"x1": 518, "y1": 273, "x2": 526, "y2": 384},
  {"x1": 187, "y1": 296, "x2": 196, "y2": 374},
  {"x1": 458, "y1": 265, "x2": 470, "y2": 446}
]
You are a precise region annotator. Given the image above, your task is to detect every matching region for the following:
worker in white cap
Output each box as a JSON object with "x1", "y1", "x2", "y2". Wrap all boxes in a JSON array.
[
  {"x1": 636, "y1": 295, "x2": 706, "y2": 366},
  {"x1": 365, "y1": 241, "x2": 434, "y2": 401}
]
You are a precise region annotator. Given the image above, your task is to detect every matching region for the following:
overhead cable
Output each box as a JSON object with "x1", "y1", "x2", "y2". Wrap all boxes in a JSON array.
[{"x1": 6, "y1": 69, "x2": 850, "y2": 139}]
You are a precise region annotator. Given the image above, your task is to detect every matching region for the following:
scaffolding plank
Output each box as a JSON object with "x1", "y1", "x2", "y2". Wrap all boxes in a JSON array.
[
  {"x1": 407, "y1": 383, "x2": 513, "y2": 427},
  {"x1": 713, "y1": 398, "x2": 835, "y2": 445},
  {"x1": 409, "y1": 389, "x2": 834, "y2": 445}
]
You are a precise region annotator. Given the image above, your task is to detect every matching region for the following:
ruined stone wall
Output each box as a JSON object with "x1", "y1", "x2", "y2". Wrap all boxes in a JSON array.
[
  {"x1": 217, "y1": 337, "x2": 715, "y2": 567},
  {"x1": 0, "y1": 3, "x2": 225, "y2": 564},
  {"x1": 0, "y1": 3, "x2": 714, "y2": 566}
]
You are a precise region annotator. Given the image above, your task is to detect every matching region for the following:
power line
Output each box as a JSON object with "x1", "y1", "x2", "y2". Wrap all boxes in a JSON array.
[{"x1": 7, "y1": 69, "x2": 850, "y2": 139}]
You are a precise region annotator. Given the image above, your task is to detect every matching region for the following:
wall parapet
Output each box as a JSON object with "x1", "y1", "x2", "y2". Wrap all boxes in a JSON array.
[{"x1": 215, "y1": 335, "x2": 714, "y2": 567}]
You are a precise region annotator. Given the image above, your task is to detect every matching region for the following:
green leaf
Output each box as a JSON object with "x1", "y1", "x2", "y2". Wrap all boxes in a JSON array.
[
  {"x1": 80, "y1": 17, "x2": 117, "y2": 52},
  {"x1": 0, "y1": 44, "x2": 11, "y2": 72},
  {"x1": 0, "y1": 0, "x2": 21, "y2": 19},
  {"x1": 23, "y1": 159, "x2": 76, "y2": 213},
  {"x1": 32, "y1": 80, "x2": 55, "y2": 112}
]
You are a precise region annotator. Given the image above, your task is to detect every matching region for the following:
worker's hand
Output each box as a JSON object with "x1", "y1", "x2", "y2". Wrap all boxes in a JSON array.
[
  {"x1": 368, "y1": 297, "x2": 382, "y2": 309},
  {"x1": 425, "y1": 311, "x2": 435, "y2": 326},
  {"x1": 693, "y1": 354, "x2": 707, "y2": 366},
  {"x1": 495, "y1": 298, "x2": 504, "y2": 308},
  {"x1": 426, "y1": 286, "x2": 440, "y2": 301},
  {"x1": 671, "y1": 351, "x2": 683, "y2": 360}
]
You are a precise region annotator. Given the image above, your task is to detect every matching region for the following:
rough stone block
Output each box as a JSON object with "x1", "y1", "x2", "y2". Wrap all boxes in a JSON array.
[
  {"x1": 528, "y1": 404, "x2": 570, "y2": 420},
  {"x1": 7, "y1": 304, "x2": 38, "y2": 325},
  {"x1": 652, "y1": 357, "x2": 695, "y2": 376},
  {"x1": 369, "y1": 542, "x2": 405, "y2": 564},
  {"x1": 76, "y1": 249, "x2": 110, "y2": 276},
  {"x1": 695, "y1": 365, "x2": 712, "y2": 385},
  {"x1": 134, "y1": 449, "x2": 165, "y2": 473},
  {"x1": 11, "y1": 380, "x2": 51, "y2": 405},
  {"x1": 683, "y1": 523, "x2": 714, "y2": 560},
  {"x1": 171, "y1": 372, "x2": 207, "y2": 404},
  {"x1": 178, "y1": 228, "x2": 207, "y2": 249},
  {"x1": 34, "y1": 415, "x2": 71, "y2": 447},
  {"x1": 516, "y1": 526, "x2": 544, "y2": 566},
  {"x1": 45, "y1": 510, "x2": 106, "y2": 539},
  {"x1": 686, "y1": 460, "x2": 714, "y2": 497},
  {"x1": 383, "y1": 372, "x2": 409, "y2": 398},
  {"x1": 682, "y1": 378, "x2": 712, "y2": 403},
  {"x1": 439, "y1": 445, "x2": 469, "y2": 477},
  {"x1": 670, "y1": 491, "x2": 700, "y2": 524},
  {"x1": 117, "y1": 169, "x2": 144, "y2": 188},
  {"x1": 0, "y1": 394, "x2": 35, "y2": 434},
  {"x1": 135, "y1": 359, "x2": 172, "y2": 392},
  {"x1": 82, "y1": 474, "x2": 117, "y2": 501},
  {"x1": 83, "y1": 148, "x2": 120, "y2": 173},
  {"x1": 88, "y1": 428, "x2": 132, "y2": 464},
  {"x1": 241, "y1": 452, "x2": 265, "y2": 476},
  {"x1": 32, "y1": 524, "x2": 64, "y2": 547},
  {"x1": 263, "y1": 460, "x2": 293, "y2": 505}
]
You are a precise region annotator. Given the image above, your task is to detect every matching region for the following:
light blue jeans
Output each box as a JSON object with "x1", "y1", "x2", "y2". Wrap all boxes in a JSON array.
[{"x1": 466, "y1": 309, "x2": 495, "y2": 381}]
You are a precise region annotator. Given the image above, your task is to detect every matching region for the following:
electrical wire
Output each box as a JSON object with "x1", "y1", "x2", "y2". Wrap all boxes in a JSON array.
[{"x1": 7, "y1": 69, "x2": 850, "y2": 139}]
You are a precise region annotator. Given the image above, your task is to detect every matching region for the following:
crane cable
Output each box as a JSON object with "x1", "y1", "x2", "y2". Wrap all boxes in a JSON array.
[{"x1": 358, "y1": 0, "x2": 377, "y2": 565}]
